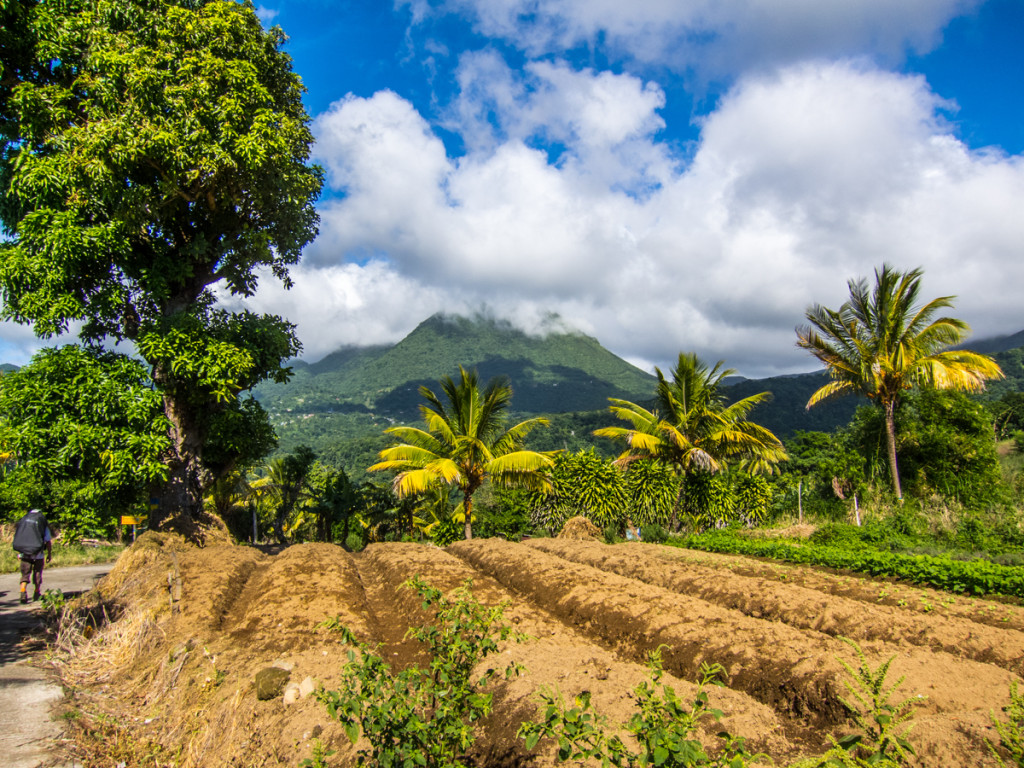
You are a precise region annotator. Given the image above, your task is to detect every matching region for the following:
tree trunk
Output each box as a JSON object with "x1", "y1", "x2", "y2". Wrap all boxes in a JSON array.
[
  {"x1": 149, "y1": 377, "x2": 209, "y2": 534},
  {"x1": 463, "y1": 487, "x2": 476, "y2": 540},
  {"x1": 883, "y1": 399, "x2": 903, "y2": 502}
]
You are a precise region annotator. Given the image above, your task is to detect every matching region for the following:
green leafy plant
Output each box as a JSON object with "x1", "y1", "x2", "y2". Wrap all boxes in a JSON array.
[
  {"x1": 679, "y1": 529, "x2": 1024, "y2": 598},
  {"x1": 795, "y1": 638, "x2": 922, "y2": 767},
  {"x1": 300, "y1": 738, "x2": 336, "y2": 768},
  {"x1": 988, "y1": 682, "x2": 1024, "y2": 767},
  {"x1": 315, "y1": 577, "x2": 525, "y2": 767},
  {"x1": 40, "y1": 588, "x2": 66, "y2": 615},
  {"x1": 519, "y1": 647, "x2": 768, "y2": 767},
  {"x1": 640, "y1": 523, "x2": 669, "y2": 544}
]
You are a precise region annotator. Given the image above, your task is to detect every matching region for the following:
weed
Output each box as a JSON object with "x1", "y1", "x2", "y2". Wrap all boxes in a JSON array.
[
  {"x1": 40, "y1": 587, "x2": 66, "y2": 615},
  {"x1": 315, "y1": 577, "x2": 525, "y2": 768},
  {"x1": 987, "y1": 682, "x2": 1024, "y2": 767},
  {"x1": 519, "y1": 647, "x2": 769, "y2": 767},
  {"x1": 793, "y1": 638, "x2": 922, "y2": 767},
  {"x1": 301, "y1": 738, "x2": 337, "y2": 768}
]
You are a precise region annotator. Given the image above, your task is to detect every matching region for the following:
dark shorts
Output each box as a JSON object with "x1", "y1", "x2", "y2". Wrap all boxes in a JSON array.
[{"x1": 19, "y1": 556, "x2": 44, "y2": 585}]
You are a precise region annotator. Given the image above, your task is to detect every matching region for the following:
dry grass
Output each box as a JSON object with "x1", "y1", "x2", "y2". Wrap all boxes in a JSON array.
[{"x1": 558, "y1": 515, "x2": 603, "y2": 540}]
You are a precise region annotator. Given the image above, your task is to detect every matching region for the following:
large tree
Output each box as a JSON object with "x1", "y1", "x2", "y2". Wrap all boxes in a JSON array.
[
  {"x1": 0, "y1": 0, "x2": 322, "y2": 530},
  {"x1": 595, "y1": 352, "x2": 786, "y2": 526},
  {"x1": 0, "y1": 344, "x2": 170, "y2": 536},
  {"x1": 369, "y1": 366, "x2": 553, "y2": 540},
  {"x1": 796, "y1": 264, "x2": 1002, "y2": 500}
]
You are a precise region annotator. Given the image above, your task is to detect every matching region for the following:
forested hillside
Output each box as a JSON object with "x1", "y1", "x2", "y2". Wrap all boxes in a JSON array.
[
  {"x1": 252, "y1": 315, "x2": 1024, "y2": 473},
  {"x1": 253, "y1": 312, "x2": 656, "y2": 416}
]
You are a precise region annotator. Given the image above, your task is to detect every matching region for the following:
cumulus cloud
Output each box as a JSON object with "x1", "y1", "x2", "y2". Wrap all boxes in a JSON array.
[
  {"x1": 403, "y1": 0, "x2": 983, "y2": 78},
  {"x1": 276, "y1": 57, "x2": 1024, "y2": 377},
  {"x1": 254, "y1": 5, "x2": 279, "y2": 24}
]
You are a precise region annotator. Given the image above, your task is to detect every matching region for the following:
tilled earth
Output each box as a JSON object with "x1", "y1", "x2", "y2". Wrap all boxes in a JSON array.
[{"x1": 59, "y1": 534, "x2": 1024, "y2": 767}]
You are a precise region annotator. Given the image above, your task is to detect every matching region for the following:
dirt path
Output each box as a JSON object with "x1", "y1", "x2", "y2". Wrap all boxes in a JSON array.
[{"x1": 0, "y1": 563, "x2": 114, "y2": 768}]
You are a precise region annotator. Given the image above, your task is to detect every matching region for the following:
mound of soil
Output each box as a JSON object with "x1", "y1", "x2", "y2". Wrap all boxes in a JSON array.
[
  {"x1": 557, "y1": 515, "x2": 602, "y2": 540},
  {"x1": 55, "y1": 536, "x2": 1020, "y2": 767}
]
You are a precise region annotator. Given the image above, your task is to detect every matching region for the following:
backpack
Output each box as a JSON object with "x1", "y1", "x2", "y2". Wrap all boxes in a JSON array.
[{"x1": 12, "y1": 510, "x2": 48, "y2": 557}]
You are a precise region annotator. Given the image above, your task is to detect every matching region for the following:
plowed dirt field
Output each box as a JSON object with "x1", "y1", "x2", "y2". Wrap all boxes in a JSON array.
[{"x1": 59, "y1": 534, "x2": 1023, "y2": 767}]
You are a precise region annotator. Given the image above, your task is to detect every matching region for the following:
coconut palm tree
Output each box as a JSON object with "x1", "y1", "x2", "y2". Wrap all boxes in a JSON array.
[
  {"x1": 796, "y1": 264, "x2": 1003, "y2": 500},
  {"x1": 595, "y1": 352, "x2": 786, "y2": 526},
  {"x1": 369, "y1": 366, "x2": 554, "y2": 540}
]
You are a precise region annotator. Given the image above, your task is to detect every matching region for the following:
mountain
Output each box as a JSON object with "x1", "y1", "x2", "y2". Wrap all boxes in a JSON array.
[
  {"x1": 254, "y1": 313, "x2": 657, "y2": 419},
  {"x1": 254, "y1": 317, "x2": 1024, "y2": 467},
  {"x1": 957, "y1": 329, "x2": 1024, "y2": 355}
]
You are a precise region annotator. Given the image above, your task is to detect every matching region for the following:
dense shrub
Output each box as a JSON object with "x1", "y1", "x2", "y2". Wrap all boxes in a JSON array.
[{"x1": 639, "y1": 523, "x2": 669, "y2": 543}]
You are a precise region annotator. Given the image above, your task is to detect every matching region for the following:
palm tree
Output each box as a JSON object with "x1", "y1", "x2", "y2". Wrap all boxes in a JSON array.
[
  {"x1": 369, "y1": 366, "x2": 554, "y2": 540},
  {"x1": 796, "y1": 264, "x2": 1003, "y2": 500},
  {"x1": 595, "y1": 352, "x2": 786, "y2": 526}
]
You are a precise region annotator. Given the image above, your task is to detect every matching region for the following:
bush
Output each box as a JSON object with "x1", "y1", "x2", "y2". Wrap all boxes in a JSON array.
[
  {"x1": 314, "y1": 578, "x2": 524, "y2": 767},
  {"x1": 640, "y1": 523, "x2": 669, "y2": 544}
]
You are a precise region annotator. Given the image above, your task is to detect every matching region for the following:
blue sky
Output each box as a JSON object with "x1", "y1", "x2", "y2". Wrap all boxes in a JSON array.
[{"x1": 3, "y1": 0, "x2": 1024, "y2": 377}]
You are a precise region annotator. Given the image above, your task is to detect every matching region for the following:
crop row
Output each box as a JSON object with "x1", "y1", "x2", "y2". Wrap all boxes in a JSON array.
[{"x1": 679, "y1": 531, "x2": 1024, "y2": 598}]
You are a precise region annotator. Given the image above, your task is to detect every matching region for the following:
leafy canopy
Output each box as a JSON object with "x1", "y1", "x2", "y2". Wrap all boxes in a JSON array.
[
  {"x1": 596, "y1": 352, "x2": 787, "y2": 477},
  {"x1": 369, "y1": 366, "x2": 553, "y2": 539},
  {"x1": 796, "y1": 264, "x2": 1002, "y2": 499},
  {"x1": 0, "y1": 344, "x2": 170, "y2": 534}
]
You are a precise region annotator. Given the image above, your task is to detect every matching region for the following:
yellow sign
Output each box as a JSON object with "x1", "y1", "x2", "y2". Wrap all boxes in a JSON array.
[{"x1": 121, "y1": 516, "x2": 142, "y2": 526}]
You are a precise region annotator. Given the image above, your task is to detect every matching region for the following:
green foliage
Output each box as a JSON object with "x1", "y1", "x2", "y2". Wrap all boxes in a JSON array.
[
  {"x1": 371, "y1": 366, "x2": 553, "y2": 540},
  {"x1": 431, "y1": 516, "x2": 463, "y2": 547},
  {"x1": 315, "y1": 578, "x2": 525, "y2": 767},
  {"x1": 624, "y1": 459, "x2": 679, "y2": 527},
  {"x1": 639, "y1": 523, "x2": 669, "y2": 544},
  {"x1": 1, "y1": 0, "x2": 322, "y2": 522},
  {"x1": 683, "y1": 472, "x2": 736, "y2": 531},
  {"x1": 0, "y1": 345, "x2": 169, "y2": 535},
  {"x1": 797, "y1": 264, "x2": 1003, "y2": 500},
  {"x1": 794, "y1": 639, "x2": 920, "y2": 767},
  {"x1": 530, "y1": 449, "x2": 626, "y2": 533},
  {"x1": 597, "y1": 352, "x2": 787, "y2": 483},
  {"x1": 779, "y1": 430, "x2": 865, "y2": 511},
  {"x1": 879, "y1": 389, "x2": 1006, "y2": 508},
  {"x1": 40, "y1": 587, "x2": 66, "y2": 616},
  {"x1": 733, "y1": 475, "x2": 773, "y2": 527},
  {"x1": 305, "y1": 461, "x2": 360, "y2": 544},
  {"x1": 299, "y1": 738, "x2": 336, "y2": 768},
  {"x1": 473, "y1": 486, "x2": 534, "y2": 540},
  {"x1": 519, "y1": 648, "x2": 768, "y2": 767},
  {"x1": 679, "y1": 529, "x2": 1024, "y2": 598},
  {"x1": 988, "y1": 683, "x2": 1024, "y2": 767}
]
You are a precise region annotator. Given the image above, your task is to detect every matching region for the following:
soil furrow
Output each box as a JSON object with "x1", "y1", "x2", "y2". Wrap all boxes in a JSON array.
[
  {"x1": 649, "y1": 543, "x2": 1024, "y2": 632},
  {"x1": 449, "y1": 538, "x2": 1017, "y2": 766},
  {"x1": 361, "y1": 542, "x2": 800, "y2": 763},
  {"x1": 526, "y1": 538, "x2": 1024, "y2": 676}
]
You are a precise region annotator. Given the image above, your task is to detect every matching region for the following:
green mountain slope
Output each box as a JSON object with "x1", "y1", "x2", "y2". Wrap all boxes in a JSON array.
[{"x1": 254, "y1": 313, "x2": 657, "y2": 419}]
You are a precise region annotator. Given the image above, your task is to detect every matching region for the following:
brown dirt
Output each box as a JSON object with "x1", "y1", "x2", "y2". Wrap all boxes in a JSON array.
[
  {"x1": 557, "y1": 515, "x2": 603, "y2": 540},
  {"x1": 55, "y1": 536, "x2": 1020, "y2": 767}
]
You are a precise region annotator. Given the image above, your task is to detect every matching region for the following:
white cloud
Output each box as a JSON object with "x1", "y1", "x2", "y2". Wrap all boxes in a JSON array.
[
  {"x1": 275, "y1": 58, "x2": 1024, "y2": 377},
  {"x1": 254, "y1": 5, "x2": 279, "y2": 24},
  {"x1": 6, "y1": 56, "x2": 1021, "y2": 380},
  {"x1": 407, "y1": 0, "x2": 984, "y2": 78}
]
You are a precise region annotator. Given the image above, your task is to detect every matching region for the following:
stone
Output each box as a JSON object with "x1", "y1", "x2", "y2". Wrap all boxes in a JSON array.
[
  {"x1": 283, "y1": 683, "x2": 301, "y2": 705},
  {"x1": 255, "y1": 667, "x2": 291, "y2": 701}
]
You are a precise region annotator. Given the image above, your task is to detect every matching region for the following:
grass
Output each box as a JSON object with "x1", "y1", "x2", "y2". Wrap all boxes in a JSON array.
[{"x1": 1, "y1": 542, "x2": 125, "y2": 574}]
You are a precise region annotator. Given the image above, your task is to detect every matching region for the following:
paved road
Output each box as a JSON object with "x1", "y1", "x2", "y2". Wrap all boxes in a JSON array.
[{"x1": 0, "y1": 563, "x2": 115, "y2": 768}]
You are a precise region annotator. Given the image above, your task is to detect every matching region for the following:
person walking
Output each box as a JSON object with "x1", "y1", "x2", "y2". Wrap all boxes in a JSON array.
[{"x1": 12, "y1": 508, "x2": 52, "y2": 603}]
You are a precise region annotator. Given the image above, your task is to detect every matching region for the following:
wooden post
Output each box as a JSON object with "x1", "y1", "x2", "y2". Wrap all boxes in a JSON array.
[{"x1": 798, "y1": 481, "x2": 803, "y2": 524}]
